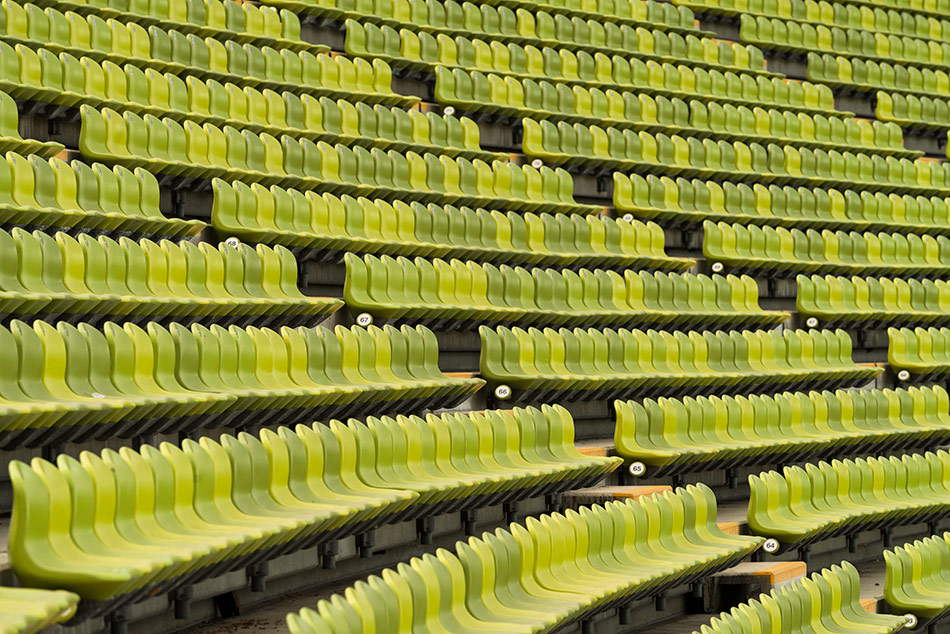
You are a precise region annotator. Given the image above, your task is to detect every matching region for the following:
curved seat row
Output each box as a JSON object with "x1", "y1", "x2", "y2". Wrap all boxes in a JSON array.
[
  {"x1": 31, "y1": 56, "x2": 502, "y2": 162},
  {"x1": 10, "y1": 404, "x2": 616, "y2": 614},
  {"x1": 0, "y1": 228, "x2": 341, "y2": 326},
  {"x1": 696, "y1": 562, "x2": 908, "y2": 634},
  {"x1": 613, "y1": 172, "x2": 950, "y2": 234},
  {"x1": 748, "y1": 450, "x2": 950, "y2": 551},
  {"x1": 888, "y1": 326, "x2": 950, "y2": 380},
  {"x1": 615, "y1": 385, "x2": 950, "y2": 476},
  {"x1": 262, "y1": 0, "x2": 699, "y2": 37},
  {"x1": 807, "y1": 52, "x2": 950, "y2": 97},
  {"x1": 527, "y1": 120, "x2": 950, "y2": 195},
  {"x1": 0, "y1": 588, "x2": 79, "y2": 634},
  {"x1": 0, "y1": 150, "x2": 204, "y2": 237},
  {"x1": 437, "y1": 70, "x2": 912, "y2": 158},
  {"x1": 344, "y1": 19, "x2": 769, "y2": 80},
  {"x1": 797, "y1": 274, "x2": 950, "y2": 328},
  {"x1": 79, "y1": 106, "x2": 596, "y2": 213},
  {"x1": 876, "y1": 91, "x2": 950, "y2": 130},
  {"x1": 343, "y1": 252, "x2": 786, "y2": 330},
  {"x1": 28, "y1": 0, "x2": 311, "y2": 52},
  {"x1": 885, "y1": 532, "x2": 950, "y2": 629},
  {"x1": 703, "y1": 221, "x2": 950, "y2": 277},
  {"x1": 0, "y1": 319, "x2": 483, "y2": 449},
  {"x1": 0, "y1": 92, "x2": 62, "y2": 157},
  {"x1": 478, "y1": 325, "x2": 881, "y2": 403},
  {"x1": 211, "y1": 184, "x2": 689, "y2": 269},
  {"x1": 287, "y1": 485, "x2": 763, "y2": 634}
]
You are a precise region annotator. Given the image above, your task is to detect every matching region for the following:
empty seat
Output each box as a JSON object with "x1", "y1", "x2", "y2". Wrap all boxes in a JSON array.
[
  {"x1": 478, "y1": 325, "x2": 881, "y2": 404},
  {"x1": 0, "y1": 228, "x2": 342, "y2": 326},
  {"x1": 287, "y1": 485, "x2": 763, "y2": 634},
  {"x1": 697, "y1": 562, "x2": 910, "y2": 634},
  {"x1": 344, "y1": 252, "x2": 787, "y2": 330},
  {"x1": 798, "y1": 274, "x2": 950, "y2": 328},
  {"x1": 0, "y1": 319, "x2": 483, "y2": 449},
  {"x1": 888, "y1": 326, "x2": 950, "y2": 381},
  {"x1": 884, "y1": 532, "x2": 950, "y2": 629},
  {"x1": 0, "y1": 587, "x2": 79, "y2": 634},
  {"x1": 808, "y1": 53, "x2": 950, "y2": 98},
  {"x1": 876, "y1": 91, "x2": 950, "y2": 132},
  {"x1": 703, "y1": 221, "x2": 950, "y2": 277},
  {"x1": 615, "y1": 385, "x2": 950, "y2": 476},
  {"x1": 212, "y1": 183, "x2": 693, "y2": 270},
  {"x1": 9, "y1": 404, "x2": 617, "y2": 614},
  {"x1": 747, "y1": 450, "x2": 950, "y2": 552},
  {"x1": 615, "y1": 172, "x2": 950, "y2": 233},
  {"x1": 0, "y1": 92, "x2": 62, "y2": 157}
]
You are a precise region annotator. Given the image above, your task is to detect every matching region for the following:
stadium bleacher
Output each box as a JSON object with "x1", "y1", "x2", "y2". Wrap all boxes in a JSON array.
[{"x1": 2, "y1": 0, "x2": 950, "y2": 632}]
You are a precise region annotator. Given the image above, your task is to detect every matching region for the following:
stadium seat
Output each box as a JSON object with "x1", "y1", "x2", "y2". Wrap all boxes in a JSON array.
[
  {"x1": 876, "y1": 91, "x2": 950, "y2": 132},
  {"x1": 478, "y1": 325, "x2": 881, "y2": 403},
  {"x1": 344, "y1": 252, "x2": 786, "y2": 330},
  {"x1": 888, "y1": 326, "x2": 950, "y2": 381},
  {"x1": 884, "y1": 532, "x2": 950, "y2": 629},
  {"x1": 212, "y1": 184, "x2": 692, "y2": 270},
  {"x1": 286, "y1": 485, "x2": 763, "y2": 634},
  {"x1": 0, "y1": 587, "x2": 79, "y2": 634},
  {"x1": 0, "y1": 319, "x2": 483, "y2": 448},
  {"x1": 615, "y1": 385, "x2": 950, "y2": 476},
  {"x1": 614, "y1": 173, "x2": 950, "y2": 232},
  {"x1": 0, "y1": 92, "x2": 62, "y2": 157},
  {"x1": 798, "y1": 274, "x2": 950, "y2": 328},
  {"x1": 9, "y1": 404, "x2": 617, "y2": 611},
  {"x1": 696, "y1": 562, "x2": 910, "y2": 634},
  {"x1": 747, "y1": 450, "x2": 950, "y2": 552},
  {"x1": 434, "y1": 65, "x2": 839, "y2": 122},
  {"x1": 703, "y1": 221, "x2": 950, "y2": 276},
  {"x1": 807, "y1": 52, "x2": 950, "y2": 98},
  {"x1": 79, "y1": 105, "x2": 598, "y2": 213},
  {"x1": 0, "y1": 228, "x2": 342, "y2": 325}
]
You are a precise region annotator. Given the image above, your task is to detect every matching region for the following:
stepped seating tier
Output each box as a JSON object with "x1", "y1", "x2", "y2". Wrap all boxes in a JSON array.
[
  {"x1": 884, "y1": 532, "x2": 950, "y2": 628},
  {"x1": 9, "y1": 404, "x2": 616, "y2": 618},
  {"x1": 343, "y1": 252, "x2": 787, "y2": 330},
  {"x1": 614, "y1": 385, "x2": 950, "y2": 476},
  {"x1": 286, "y1": 484, "x2": 763, "y2": 634}
]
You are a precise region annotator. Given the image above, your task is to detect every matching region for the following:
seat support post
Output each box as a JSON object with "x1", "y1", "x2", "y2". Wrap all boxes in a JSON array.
[
  {"x1": 417, "y1": 516, "x2": 435, "y2": 545},
  {"x1": 357, "y1": 530, "x2": 376, "y2": 558},
  {"x1": 107, "y1": 607, "x2": 131, "y2": 634},
  {"x1": 504, "y1": 501, "x2": 521, "y2": 525},
  {"x1": 461, "y1": 509, "x2": 478, "y2": 536},
  {"x1": 248, "y1": 562, "x2": 268, "y2": 592},
  {"x1": 320, "y1": 540, "x2": 339, "y2": 570},
  {"x1": 172, "y1": 585, "x2": 193, "y2": 619}
]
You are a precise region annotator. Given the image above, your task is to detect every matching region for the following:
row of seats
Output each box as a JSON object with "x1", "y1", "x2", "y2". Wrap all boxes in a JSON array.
[
  {"x1": 747, "y1": 450, "x2": 950, "y2": 551},
  {"x1": 0, "y1": 319, "x2": 482, "y2": 449},
  {"x1": 436, "y1": 70, "x2": 913, "y2": 158},
  {"x1": 434, "y1": 66, "x2": 839, "y2": 122},
  {"x1": 478, "y1": 325, "x2": 881, "y2": 403},
  {"x1": 0, "y1": 228, "x2": 341, "y2": 326},
  {"x1": 261, "y1": 0, "x2": 700, "y2": 36},
  {"x1": 10, "y1": 404, "x2": 617, "y2": 609},
  {"x1": 797, "y1": 274, "x2": 950, "y2": 327},
  {"x1": 286, "y1": 485, "x2": 763, "y2": 634},
  {"x1": 0, "y1": 587, "x2": 79, "y2": 634},
  {"x1": 30, "y1": 55, "x2": 502, "y2": 163},
  {"x1": 679, "y1": 0, "x2": 950, "y2": 44},
  {"x1": 702, "y1": 222, "x2": 950, "y2": 276},
  {"x1": 343, "y1": 252, "x2": 786, "y2": 329},
  {"x1": 876, "y1": 91, "x2": 950, "y2": 131},
  {"x1": 741, "y1": 14, "x2": 950, "y2": 71},
  {"x1": 614, "y1": 385, "x2": 950, "y2": 475},
  {"x1": 807, "y1": 52, "x2": 950, "y2": 97},
  {"x1": 698, "y1": 562, "x2": 910, "y2": 634},
  {"x1": 888, "y1": 326, "x2": 950, "y2": 379},
  {"x1": 885, "y1": 532, "x2": 950, "y2": 628},
  {"x1": 344, "y1": 20, "x2": 770, "y2": 79},
  {"x1": 0, "y1": 40, "x2": 417, "y2": 114},
  {"x1": 0, "y1": 151, "x2": 204, "y2": 237},
  {"x1": 613, "y1": 173, "x2": 950, "y2": 234},
  {"x1": 525, "y1": 122, "x2": 950, "y2": 194},
  {"x1": 28, "y1": 0, "x2": 312, "y2": 52},
  {"x1": 79, "y1": 106, "x2": 597, "y2": 213},
  {"x1": 211, "y1": 184, "x2": 691, "y2": 270}
]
